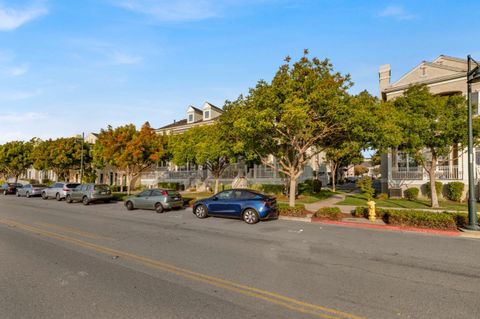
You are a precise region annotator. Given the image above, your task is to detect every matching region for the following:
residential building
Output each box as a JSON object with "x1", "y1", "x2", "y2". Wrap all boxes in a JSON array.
[{"x1": 379, "y1": 55, "x2": 480, "y2": 198}]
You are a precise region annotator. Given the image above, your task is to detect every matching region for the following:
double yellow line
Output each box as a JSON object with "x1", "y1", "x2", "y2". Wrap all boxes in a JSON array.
[{"x1": 0, "y1": 218, "x2": 366, "y2": 319}]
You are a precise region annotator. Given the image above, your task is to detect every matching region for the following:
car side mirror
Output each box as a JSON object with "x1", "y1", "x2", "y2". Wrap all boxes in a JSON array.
[{"x1": 212, "y1": 196, "x2": 218, "y2": 201}]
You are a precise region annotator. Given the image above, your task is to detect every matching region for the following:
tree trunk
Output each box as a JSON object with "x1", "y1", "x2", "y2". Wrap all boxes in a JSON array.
[
  {"x1": 14, "y1": 174, "x2": 19, "y2": 183},
  {"x1": 289, "y1": 176, "x2": 297, "y2": 207},
  {"x1": 330, "y1": 161, "x2": 337, "y2": 192},
  {"x1": 428, "y1": 156, "x2": 439, "y2": 208},
  {"x1": 126, "y1": 173, "x2": 132, "y2": 195},
  {"x1": 214, "y1": 178, "x2": 219, "y2": 194}
]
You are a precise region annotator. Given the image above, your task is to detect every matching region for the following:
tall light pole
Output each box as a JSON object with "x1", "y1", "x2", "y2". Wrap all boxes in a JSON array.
[
  {"x1": 80, "y1": 132, "x2": 85, "y2": 183},
  {"x1": 466, "y1": 55, "x2": 480, "y2": 231}
]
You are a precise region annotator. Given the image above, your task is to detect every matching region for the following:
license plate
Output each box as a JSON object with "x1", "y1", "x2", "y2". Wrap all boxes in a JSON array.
[
  {"x1": 174, "y1": 197, "x2": 179, "y2": 200},
  {"x1": 101, "y1": 192, "x2": 107, "y2": 195}
]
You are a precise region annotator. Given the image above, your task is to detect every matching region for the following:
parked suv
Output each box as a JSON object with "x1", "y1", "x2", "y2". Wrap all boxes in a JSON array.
[
  {"x1": 65, "y1": 184, "x2": 112, "y2": 205},
  {"x1": 41, "y1": 182, "x2": 80, "y2": 201},
  {"x1": 16, "y1": 184, "x2": 46, "y2": 198}
]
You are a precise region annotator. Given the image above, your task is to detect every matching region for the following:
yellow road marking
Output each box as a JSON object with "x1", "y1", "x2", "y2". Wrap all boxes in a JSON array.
[
  {"x1": 34, "y1": 222, "x2": 114, "y2": 240},
  {"x1": 0, "y1": 218, "x2": 366, "y2": 319}
]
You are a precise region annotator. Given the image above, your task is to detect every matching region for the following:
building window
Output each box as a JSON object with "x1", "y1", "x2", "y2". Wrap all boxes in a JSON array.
[
  {"x1": 394, "y1": 152, "x2": 418, "y2": 171},
  {"x1": 204, "y1": 111, "x2": 210, "y2": 119},
  {"x1": 188, "y1": 114, "x2": 193, "y2": 122}
]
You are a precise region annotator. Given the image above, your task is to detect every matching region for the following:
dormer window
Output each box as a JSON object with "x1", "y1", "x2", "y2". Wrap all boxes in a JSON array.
[
  {"x1": 188, "y1": 114, "x2": 193, "y2": 123},
  {"x1": 204, "y1": 111, "x2": 210, "y2": 120}
]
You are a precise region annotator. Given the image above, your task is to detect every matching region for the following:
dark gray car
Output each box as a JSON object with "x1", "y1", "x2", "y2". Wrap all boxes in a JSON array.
[
  {"x1": 41, "y1": 182, "x2": 80, "y2": 201},
  {"x1": 65, "y1": 183, "x2": 112, "y2": 205},
  {"x1": 124, "y1": 189, "x2": 183, "y2": 213}
]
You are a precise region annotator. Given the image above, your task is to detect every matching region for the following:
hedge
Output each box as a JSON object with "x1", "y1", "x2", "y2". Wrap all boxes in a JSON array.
[
  {"x1": 313, "y1": 207, "x2": 342, "y2": 220},
  {"x1": 158, "y1": 182, "x2": 182, "y2": 190},
  {"x1": 278, "y1": 203, "x2": 308, "y2": 217},
  {"x1": 250, "y1": 184, "x2": 284, "y2": 195},
  {"x1": 352, "y1": 207, "x2": 457, "y2": 230},
  {"x1": 447, "y1": 212, "x2": 480, "y2": 228},
  {"x1": 424, "y1": 181, "x2": 443, "y2": 198},
  {"x1": 446, "y1": 182, "x2": 465, "y2": 202},
  {"x1": 404, "y1": 188, "x2": 419, "y2": 201}
]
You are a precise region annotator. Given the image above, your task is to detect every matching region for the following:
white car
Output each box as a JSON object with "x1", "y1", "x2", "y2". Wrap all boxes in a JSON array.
[{"x1": 42, "y1": 182, "x2": 80, "y2": 201}]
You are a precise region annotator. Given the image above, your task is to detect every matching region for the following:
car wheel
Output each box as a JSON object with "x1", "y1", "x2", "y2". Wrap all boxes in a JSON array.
[
  {"x1": 82, "y1": 196, "x2": 90, "y2": 205},
  {"x1": 66, "y1": 195, "x2": 72, "y2": 203},
  {"x1": 26, "y1": 192, "x2": 30, "y2": 198},
  {"x1": 42, "y1": 192, "x2": 48, "y2": 200},
  {"x1": 155, "y1": 203, "x2": 164, "y2": 214},
  {"x1": 125, "y1": 201, "x2": 134, "y2": 211},
  {"x1": 194, "y1": 204, "x2": 208, "y2": 219},
  {"x1": 243, "y1": 208, "x2": 259, "y2": 224},
  {"x1": 56, "y1": 193, "x2": 61, "y2": 201}
]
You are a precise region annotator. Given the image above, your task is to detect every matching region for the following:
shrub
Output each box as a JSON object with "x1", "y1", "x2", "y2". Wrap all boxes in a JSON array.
[
  {"x1": 376, "y1": 193, "x2": 389, "y2": 200},
  {"x1": 182, "y1": 197, "x2": 197, "y2": 207},
  {"x1": 41, "y1": 179, "x2": 54, "y2": 186},
  {"x1": 158, "y1": 182, "x2": 182, "y2": 190},
  {"x1": 28, "y1": 179, "x2": 39, "y2": 184},
  {"x1": 298, "y1": 179, "x2": 322, "y2": 194},
  {"x1": 353, "y1": 206, "x2": 367, "y2": 217},
  {"x1": 404, "y1": 188, "x2": 419, "y2": 201},
  {"x1": 447, "y1": 212, "x2": 480, "y2": 228},
  {"x1": 424, "y1": 181, "x2": 443, "y2": 198},
  {"x1": 111, "y1": 192, "x2": 128, "y2": 201},
  {"x1": 278, "y1": 203, "x2": 308, "y2": 217},
  {"x1": 383, "y1": 210, "x2": 457, "y2": 230},
  {"x1": 356, "y1": 176, "x2": 374, "y2": 200},
  {"x1": 314, "y1": 207, "x2": 342, "y2": 220},
  {"x1": 446, "y1": 182, "x2": 465, "y2": 202},
  {"x1": 250, "y1": 184, "x2": 284, "y2": 195}
]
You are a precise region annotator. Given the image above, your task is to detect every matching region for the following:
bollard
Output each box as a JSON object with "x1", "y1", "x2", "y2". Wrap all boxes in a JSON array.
[{"x1": 367, "y1": 200, "x2": 376, "y2": 222}]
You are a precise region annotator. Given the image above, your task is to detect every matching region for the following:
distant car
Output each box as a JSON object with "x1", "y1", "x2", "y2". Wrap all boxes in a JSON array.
[
  {"x1": 16, "y1": 184, "x2": 46, "y2": 198},
  {"x1": 66, "y1": 184, "x2": 112, "y2": 205},
  {"x1": 125, "y1": 188, "x2": 183, "y2": 213},
  {"x1": 193, "y1": 189, "x2": 278, "y2": 224},
  {"x1": 41, "y1": 182, "x2": 81, "y2": 201},
  {"x1": 1, "y1": 183, "x2": 23, "y2": 195}
]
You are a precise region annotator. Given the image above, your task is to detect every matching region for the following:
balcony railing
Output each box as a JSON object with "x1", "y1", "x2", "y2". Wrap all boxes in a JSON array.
[
  {"x1": 391, "y1": 166, "x2": 463, "y2": 180},
  {"x1": 391, "y1": 167, "x2": 424, "y2": 180}
]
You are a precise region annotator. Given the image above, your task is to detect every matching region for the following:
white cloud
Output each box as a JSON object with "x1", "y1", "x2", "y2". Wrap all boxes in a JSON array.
[
  {"x1": 111, "y1": 51, "x2": 143, "y2": 65},
  {"x1": 378, "y1": 5, "x2": 415, "y2": 20},
  {"x1": 3, "y1": 64, "x2": 29, "y2": 76},
  {"x1": 0, "y1": 3, "x2": 48, "y2": 31},
  {"x1": 111, "y1": 0, "x2": 219, "y2": 21},
  {"x1": 0, "y1": 89, "x2": 41, "y2": 101}
]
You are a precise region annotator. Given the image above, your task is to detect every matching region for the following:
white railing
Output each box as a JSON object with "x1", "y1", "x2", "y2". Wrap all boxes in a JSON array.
[
  {"x1": 391, "y1": 166, "x2": 463, "y2": 180},
  {"x1": 391, "y1": 167, "x2": 424, "y2": 180}
]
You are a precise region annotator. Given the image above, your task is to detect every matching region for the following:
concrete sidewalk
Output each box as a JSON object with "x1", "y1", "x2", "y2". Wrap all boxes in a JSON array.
[{"x1": 304, "y1": 193, "x2": 356, "y2": 214}]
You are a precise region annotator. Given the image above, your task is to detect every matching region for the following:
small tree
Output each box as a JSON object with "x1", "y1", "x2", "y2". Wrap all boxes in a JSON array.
[
  {"x1": 170, "y1": 123, "x2": 237, "y2": 193},
  {"x1": 93, "y1": 122, "x2": 166, "y2": 194},
  {"x1": 393, "y1": 85, "x2": 469, "y2": 208},
  {"x1": 0, "y1": 141, "x2": 33, "y2": 182},
  {"x1": 325, "y1": 142, "x2": 363, "y2": 191},
  {"x1": 354, "y1": 165, "x2": 369, "y2": 176},
  {"x1": 357, "y1": 176, "x2": 374, "y2": 201}
]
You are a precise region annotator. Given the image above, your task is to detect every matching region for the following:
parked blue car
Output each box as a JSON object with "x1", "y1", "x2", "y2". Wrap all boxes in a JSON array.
[{"x1": 193, "y1": 189, "x2": 278, "y2": 224}]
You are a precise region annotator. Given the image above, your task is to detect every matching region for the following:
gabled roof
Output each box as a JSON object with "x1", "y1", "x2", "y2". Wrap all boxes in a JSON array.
[
  {"x1": 187, "y1": 105, "x2": 203, "y2": 114},
  {"x1": 433, "y1": 55, "x2": 468, "y2": 64},
  {"x1": 203, "y1": 101, "x2": 224, "y2": 113}
]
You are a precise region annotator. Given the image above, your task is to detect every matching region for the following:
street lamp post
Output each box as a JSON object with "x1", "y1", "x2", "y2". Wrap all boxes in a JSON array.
[
  {"x1": 466, "y1": 55, "x2": 480, "y2": 231},
  {"x1": 80, "y1": 132, "x2": 85, "y2": 183}
]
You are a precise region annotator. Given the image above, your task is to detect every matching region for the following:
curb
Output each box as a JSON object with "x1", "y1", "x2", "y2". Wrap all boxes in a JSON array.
[{"x1": 278, "y1": 215, "x2": 463, "y2": 237}]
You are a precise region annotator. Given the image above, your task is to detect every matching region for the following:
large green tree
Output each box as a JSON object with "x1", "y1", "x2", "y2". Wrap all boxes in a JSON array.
[
  {"x1": 32, "y1": 137, "x2": 90, "y2": 181},
  {"x1": 93, "y1": 122, "x2": 166, "y2": 194},
  {"x1": 393, "y1": 85, "x2": 469, "y2": 208},
  {"x1": 0, "y1": 141, "x2": 33, "y2": 183},
  {"x1": 169, "y1": 123, "x2": 237, "y2": 193},
  {"x1": 222, "y1": 51, "x2": 352, "y2": 207}
]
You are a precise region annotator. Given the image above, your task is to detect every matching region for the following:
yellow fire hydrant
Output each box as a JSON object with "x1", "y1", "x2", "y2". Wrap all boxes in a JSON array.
[{"x1": 367, "y1": 200, "x2": 376, "y2": 222}]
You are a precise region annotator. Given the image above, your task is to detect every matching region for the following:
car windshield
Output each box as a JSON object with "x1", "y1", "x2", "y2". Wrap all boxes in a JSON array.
[
  {"x1": 94, "y1": 185, "x2": 110, "y2": 191},
  {"x1": 66, "y1": 183, "x2": 80, "y2": 188}
]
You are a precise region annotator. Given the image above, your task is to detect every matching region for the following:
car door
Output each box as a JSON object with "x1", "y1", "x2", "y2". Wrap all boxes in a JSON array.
[
  {"x1": 71, "y1": 185, "x2": 84, "y2": 200},
  {"x1": 208, "y1": 190, "x2": 235, "y2": 216},
  {"x1": 23, "y1": 184, "x2": 32, "y2": 196},
  {"x1": 135, "y1": 190, "x2": 152, "y2": 209}
]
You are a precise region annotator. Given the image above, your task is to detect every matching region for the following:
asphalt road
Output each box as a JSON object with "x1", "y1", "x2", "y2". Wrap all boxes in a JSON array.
[{"x1": 0, "y1": 195, "x2": 479, "y2": 319}]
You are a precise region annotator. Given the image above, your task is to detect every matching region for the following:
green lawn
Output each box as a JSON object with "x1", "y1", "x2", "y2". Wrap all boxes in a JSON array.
[
  {"x1": 277, "y1": 189, "x2": 337, "y2": 204},
  {"x1": 338, "y1": 194, "x2": 475, "y2": 211}
]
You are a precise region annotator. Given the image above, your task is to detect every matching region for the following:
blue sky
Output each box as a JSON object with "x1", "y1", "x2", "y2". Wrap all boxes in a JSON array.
[{"x1": 1, "y1": 0, "x2": 479, "y2": 143}]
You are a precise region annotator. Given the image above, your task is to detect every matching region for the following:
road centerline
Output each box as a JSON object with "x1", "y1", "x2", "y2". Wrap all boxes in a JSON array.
[{"x1": 0, "y1": 217, "x2": 366, "y2": 319}]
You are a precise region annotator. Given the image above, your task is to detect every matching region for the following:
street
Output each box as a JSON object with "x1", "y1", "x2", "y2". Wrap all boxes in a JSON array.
[{"x1": 0, "y1": 196, "x2": 479, "y2": 319}]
